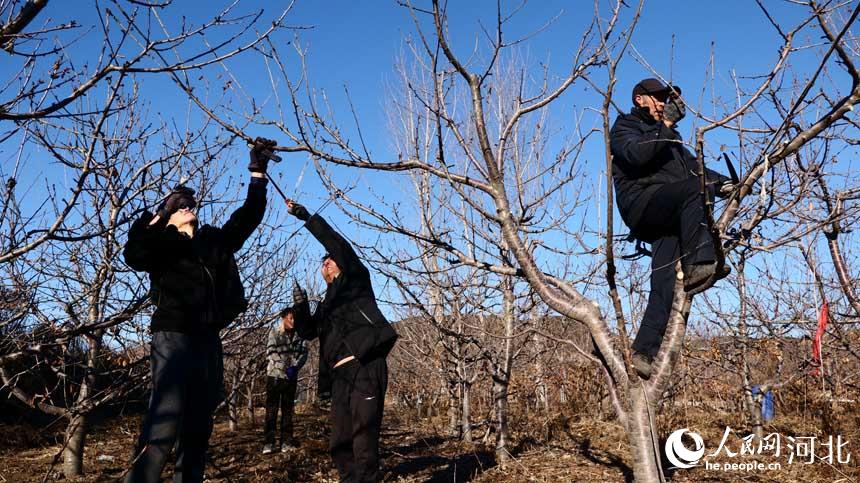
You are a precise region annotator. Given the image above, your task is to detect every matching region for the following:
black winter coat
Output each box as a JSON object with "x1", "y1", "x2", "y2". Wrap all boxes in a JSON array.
[
  {"x1": 293, "y1": 214, "x2": 398, "y2": 371},
  {"x1": 124, "y1": 179, "x2": 267, "y2": 333},
  {"x1": 610, "y1": 108, "x2": 729, "y2": 231}
]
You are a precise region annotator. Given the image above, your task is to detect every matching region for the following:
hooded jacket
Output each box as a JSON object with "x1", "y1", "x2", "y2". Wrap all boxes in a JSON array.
[
  {"x1": 123, "y1": 178, "x2": 267, "y2": 333},
  {"x1": 610, "y1": 107, "x2": 729, "y2": 231},
  {"x1": 293, "y1": 214, "x2": 398, "y2": 370}
]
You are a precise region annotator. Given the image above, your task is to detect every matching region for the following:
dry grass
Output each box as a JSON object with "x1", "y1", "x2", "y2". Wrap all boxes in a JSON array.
[{"x1": 0, "y1": 403, "x2": 858, "y2": 482}]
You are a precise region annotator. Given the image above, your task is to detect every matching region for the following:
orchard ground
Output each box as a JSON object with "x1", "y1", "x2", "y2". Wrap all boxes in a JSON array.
[{"x1": 1, "y1": 403, "x2": 857, "y2": 482}]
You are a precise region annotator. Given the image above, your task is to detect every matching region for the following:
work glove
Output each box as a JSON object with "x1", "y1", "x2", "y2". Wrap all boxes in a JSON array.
[
  {"x1": 717, "y1": 180, "x2": 735, "y2": 199},
  {"x1": 248, "y1": 137, "x2": 278, "y2": 174},
  {"x1": 663, "y1": 96, "x2": 686, "y2": 125},
  {"x1": 286, "y1": 366, "x2": 298, "y2": 380},
  {"x1": 287, "y1": 200, "x2": 311, "y2": 221},
  {"x1": 156, "y1": 186, "x2": 196, "y2": 221},
  {"x1": 292, "y1": 280, "x2": 308, "y2": 306}
]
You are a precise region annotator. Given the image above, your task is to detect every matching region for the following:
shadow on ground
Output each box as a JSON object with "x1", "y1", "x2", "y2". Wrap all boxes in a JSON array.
[{"x1": 385, "y1": 446, "x2": 495, "y2": 482}]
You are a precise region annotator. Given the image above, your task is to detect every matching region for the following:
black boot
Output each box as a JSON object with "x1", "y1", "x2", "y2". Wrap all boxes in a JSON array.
[
  {"x1": 683, "y1": 262, "x2": 731, "y2": 295},
  {"x1": 632, "y1": 351, "x2": 653, "y2": 379}
]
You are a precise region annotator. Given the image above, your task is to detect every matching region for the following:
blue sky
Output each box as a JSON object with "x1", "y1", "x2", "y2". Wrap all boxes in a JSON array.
[
  {"x1": 2, "y1": 0, "x2": 853, "y2": 328},
  {"x1": 270, "y1": 0, "x2": 810, "y2": 157},
  {"x1": 5, "y1": 0, "x2": 823, "y2": 209}
]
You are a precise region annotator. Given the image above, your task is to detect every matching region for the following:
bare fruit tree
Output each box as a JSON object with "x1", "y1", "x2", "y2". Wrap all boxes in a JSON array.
[
  {"x1": 258, "y1": 2, "x2": 858, "y2": 482},
  {"x1": 0, "y1": 0, "x2": 293, "y2": 477},
  {"x1": 0, "y1": 0, "x2": 291, "y2": 263}
]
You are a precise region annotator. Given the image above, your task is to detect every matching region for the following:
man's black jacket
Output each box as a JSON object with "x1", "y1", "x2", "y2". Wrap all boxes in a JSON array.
[
  {"x1": 293, "y1": 214, "x2": 398, "y2": 370},
  {"x1": 610, "y1": 108, "x2": 729, "y2": 231},
  {"x1": 123, "y1": 178, "x2": 267, "y2": 333}
]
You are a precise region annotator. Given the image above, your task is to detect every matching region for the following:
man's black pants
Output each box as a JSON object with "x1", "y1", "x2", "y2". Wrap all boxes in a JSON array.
[
  {"x1": 125, "y1": 331, "x2": 223, "y2": 483},
  {"x1": 330, "y1": 357, "x2": 388, "y2": 483},
  {"x1": 631, "y1": 178, "x2": 715, "y2": 358},
  {"x1": 264, "y1": 376, "x2": 298, "y2": 445}
]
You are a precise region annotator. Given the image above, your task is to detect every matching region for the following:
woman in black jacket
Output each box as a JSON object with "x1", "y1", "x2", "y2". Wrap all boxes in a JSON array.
[
  {"x1": 122, "y1": 139, "x2": 274, "y2": 483},
  {"x1": 287, "y1": 201, "x2": 397, "y2": 483}
]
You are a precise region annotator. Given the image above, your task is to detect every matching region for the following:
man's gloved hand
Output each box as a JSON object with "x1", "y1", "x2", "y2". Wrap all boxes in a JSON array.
[
  {"x1": 248, "y1": 137, "x2": 278, "y2": 174},
  {"x1": 286, "y1": 366, "x2": 298, "y2": 380},
  {"x1": 292, "y1": 280, "x2": 308, "y2": 306},
  {"x1": 156, "y1": 186, "x2": 196, "y2": 221},
  {"x1": 663, "y1": 96, "x2": 686, "y2": 125},
  {"x1": 286, "y1": 200, "x2": 311, "y2": 221},
  {"x1": 717, "y1": 180, "x2": 735, "y2": 199}
]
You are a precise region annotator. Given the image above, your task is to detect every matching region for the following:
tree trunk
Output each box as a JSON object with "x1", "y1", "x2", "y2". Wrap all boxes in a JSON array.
[
  {"x1": 229, "y1": 388, "x2": 239, "y2": 432},
  {"x1": 625, "y1": 282, "x2": 692, "y2": 483},
  {"x1": 413, "y1": 392, "x2": 421, "y2": 418},
  {"x1": 535, "y1": 366, "x2": 548, "y2": 415},
  {"x1": 750, "y1": 391, "x2": 764, "y2": 440},
  {"x1": 62, "y1": 332, "x2": 102, "y2": 478},
  {"x1": 448, "y1": 384, "x2": 460, "y2": 438},
  {"x1": 63, "y1": 412, "x2": 88, "y2": 477},
  {"x1": 493, "y1": 377, "x2": 510, "y2": 465},
  {"x1": 494, "y1": 270, "x2": 514, "y2": 465},
  {"x1": 461, "y1": 382, "x2": 472, "y2": 443},
  {"x1": 247, "y1": 378, "x2": 256, "y2": 425},
  {"x1": 628, "y1": 385, "x2": 663, "y2": 483}
]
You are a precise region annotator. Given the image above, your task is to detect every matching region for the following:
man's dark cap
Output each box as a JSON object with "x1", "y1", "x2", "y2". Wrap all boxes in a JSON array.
[
  {"x1": 632, "y1": 78, "x2": 682, "y2": 103},
  {"x1": 279, "y1": 305, "x2": 295, "y2": 318}
]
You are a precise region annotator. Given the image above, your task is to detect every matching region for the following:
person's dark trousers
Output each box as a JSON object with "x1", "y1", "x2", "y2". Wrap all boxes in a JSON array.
[
  {"x1": 264, "y1": 376, "x2": 298, "y2": 445},
  {"x1": 631, "y1": 178, "x2": 715, "y2": 358},
  {"x1": 125, "y1": 331, "x2": 224, "y2": 483},
  {"x1": 330, "y1": 357, "x2": 388, "y2": 483}
]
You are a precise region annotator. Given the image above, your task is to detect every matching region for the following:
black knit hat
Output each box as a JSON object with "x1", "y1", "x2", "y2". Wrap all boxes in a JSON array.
[{"x1": 157, "y1": 185, "x2": 196, "y2": 212}]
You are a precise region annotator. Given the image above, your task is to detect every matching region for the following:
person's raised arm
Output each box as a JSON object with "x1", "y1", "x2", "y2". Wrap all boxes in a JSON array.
[
  {"x1": 285, "y1": 200, "x2": 363, "y2": 274},
  {"x1": 124, "y1": 187, "x2": 196, "y2": 271},
  {"x1": 123, "y1": 211, "x2": 168, "y2": 272},
  {"x1": 220, "y1": 138, "x2": 276, "y2": 252}
]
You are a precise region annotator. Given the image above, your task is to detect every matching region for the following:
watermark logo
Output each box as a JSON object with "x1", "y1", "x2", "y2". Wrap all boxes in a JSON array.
[
  {"x1": 665, "y1": 426, "x2": 851, "y2": 474},
  {"x1": 665, "y1": 428, "x2": 705, "y2": 469}
]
